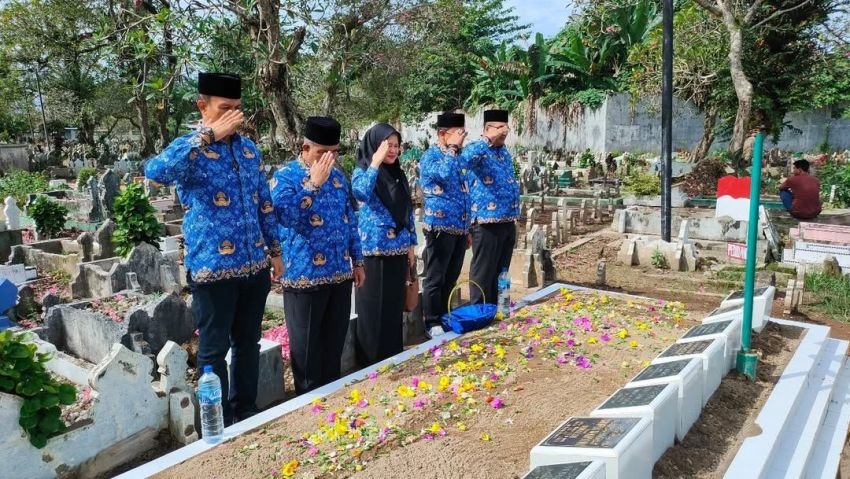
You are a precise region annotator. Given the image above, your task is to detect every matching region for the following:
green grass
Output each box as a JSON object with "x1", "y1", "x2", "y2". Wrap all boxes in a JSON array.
[{"x1": 804, "y1": 272, "x2": 850, "y2": 322}]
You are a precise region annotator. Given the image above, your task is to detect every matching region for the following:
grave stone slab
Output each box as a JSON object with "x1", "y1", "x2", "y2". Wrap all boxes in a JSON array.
[
  {"x1": 99, "y1": 169, "x2": 120, "y2": 218},
  {"x1": 225, "y1": 338, "x2": 285, "y2": 409},
  {"x1": 524, "y1": 250, "x2": 539, "y2": 289},
  {"x1": 0, "y1": 264, "x2": 36, "y2": 285},
  {"x1": 628, "y1": 358, "x2": 703, "y2": 440},
  {"x1": 591, "y1": 382, "x2": 678, "y2": 463},
  {"x1": 530, "y1": 416, "x2": 653, "y2": 479},
  {"x1": 95, "y1": 219, "x2": 117, "y2": 260},
  {"x1": 680, "y1": 318, "x2": 742, "y2": 371},
  {"x1": 168, "y1": 390, "x2": 198, "y2": 445},
  {"x1": 88, "y1": 177, "x2": 104, "y2": 222},
  {"x1": 522, "y1": 461, "x2": 605, "y2": 479},
  {"x1": 719, "y1": 286, "x2": 775, "y2": 333},
  {"x1": 654, "y1": 338, "x2": 726, "y2": 405},
  {"x1": 77, "y1": 232, "x2": 94, "y2": 262},
  {"x1": 156, "y1": 340, "x2": 189, "y2": 394}
]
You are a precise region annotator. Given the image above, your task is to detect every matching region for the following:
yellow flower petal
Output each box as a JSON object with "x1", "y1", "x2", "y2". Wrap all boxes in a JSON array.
[{"x1": 281, "y1": 459, "x2": 299, "y2": 478}]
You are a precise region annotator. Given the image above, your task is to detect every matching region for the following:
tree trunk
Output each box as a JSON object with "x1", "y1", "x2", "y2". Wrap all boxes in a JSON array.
[
  {"x1": 239, "y1": 0, "x2": 305, "y2": 157},
  {"x1": 156, "y1": 19, "x2": 177, "y2": 151},
  {"x1": 723, "y1": 16, "x2": 753, "y2": 163},
  {"x1": 691, "y1": 106, "x2": 718, "y2": 162},
  {"x1": 135, "y1": 95, "x2": 154, "y2": 156}
]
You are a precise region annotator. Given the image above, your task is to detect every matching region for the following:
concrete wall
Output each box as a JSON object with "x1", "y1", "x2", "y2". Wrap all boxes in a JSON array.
[
  {"x1": 395, "y1": 94, "x2": 850, "y2": 155},
  {"x1": 0, "y1": 144, "x2": 29, "y2": 172}
]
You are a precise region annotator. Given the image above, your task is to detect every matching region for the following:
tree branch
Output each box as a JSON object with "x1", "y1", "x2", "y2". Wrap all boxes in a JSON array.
[
  {"x1": 286, "y1": 26, "x2": 306, "y2": 64},
  {"x1": 752, "y1": 0, "x2": 815, "y2": 28},
  {"x1": 692, "y1": 0, "x2": 723, "y2": 17},
  {"x1": 744, "y1": 0, "x2": 764, "y2": 24}
]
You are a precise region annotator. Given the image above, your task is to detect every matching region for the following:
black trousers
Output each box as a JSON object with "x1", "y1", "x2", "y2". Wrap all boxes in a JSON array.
[
  {"x1": 354, "y1": 255, "x2": 406, "y2": 368},
  {"x1": 470, "y1": 222, "x2": 517, "y2": 305},
  {"x1": 190, "y1": 268, "x2": 271, "y2": 424},
  {"x1": 284, "y1": 281, "x2": 352, "y2": 395},
  {"x1": 422, "y1": 230, "x2": 467, "y2": 328}
]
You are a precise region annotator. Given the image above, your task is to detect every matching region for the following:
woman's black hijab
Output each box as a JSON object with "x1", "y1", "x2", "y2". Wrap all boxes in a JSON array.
[{"x1": 356, "y1": 123, "x2": 411, "y2": 230}]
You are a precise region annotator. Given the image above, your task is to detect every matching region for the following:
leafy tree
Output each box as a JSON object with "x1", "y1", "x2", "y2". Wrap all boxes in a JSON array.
[
  {"x1": 0, "y1": 170, "x2": 49, "y2": 205},
  {"x1": 112, "y1": 182, "x2": 160, "y2": 256}
]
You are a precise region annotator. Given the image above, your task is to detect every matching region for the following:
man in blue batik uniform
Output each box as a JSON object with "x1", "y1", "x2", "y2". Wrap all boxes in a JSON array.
[
  {"x1": 419, "y1": 112, "x2": 470, "y2": 338},
  {"x1": 271, "y1": 117, "x2": 365, "y2": 395},
  {"x1": 145, "y1": 73, "x2": 283, "y2": 425},
  {"x1": 464, "y1": 109, "x2": 520, "y2": 306}
]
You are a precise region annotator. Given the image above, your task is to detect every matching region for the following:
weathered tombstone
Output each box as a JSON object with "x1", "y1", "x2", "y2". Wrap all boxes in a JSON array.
[
  {"x1": 530, "y1": 416, "x2": 653, "y2": 478},
  {"x1": 579, "y1": 200, "x2": 587, "y2": 224},
  {"x1": 41, "y1": 292, "x2": 61, "y2": 315},
  {"x1": 122, "y1": 172, "x2": 133, "y2": 185},
  {"x1": 542, "y1": 225, "x2": 552, "y2": 249},
  {"x1": 126, "y1": 272, "x2": 141, "y2": 291},
  {"x1": 99, "y1": 169, "x2": 120, "y2": 218},
  {"x1": 88, "y1": 176, "x2": 104, "y2": 222},
  {"x1": 592, "y1": 198, "x2": 601, "y2": 221},
  {"x1": 596, "y1": 259, "x2": 606, "y2": 286},
  {"x1": 77, "y1": 232, "x2": 94, "y2": 263},
  {"x1": 677, "y1": 219, "x2": 690, "y2": 245},
  {"x1": 3, "y1": 197, "x2": 21, "y2": 230},
  {"x1": 523, "y1": 250, "x2": 539, "y2": 289},
  {"x1": 528, "y1": 225, "x2": 545, "y2": 254},
  {"x1": 539, "y1": 249, "x2": 556, "y2": 283},
  {"x1": 551, "y1": 212, "x2": 561, "y2": 245},
  {"x1": 95, "y1": 219, "x2": 117, "y2": 259},
  {"x1": 144, "y1": 178, "x2": 160, "y2": 198},
  {"x1": 157, "y1": 340, "x2": 189, "y2": 394},
  {"x1": 824, "y1": 255, "x2": 842, "y2": 278},
  {"x1": 566, "y1": 210, "x2": 576, "y2": 235},
  {"x1": 526, "y1": 207, "x2": 537, "y2": 234},
  {"x1": 830, "y1": 185, "x2": 837, "y2": 204}
]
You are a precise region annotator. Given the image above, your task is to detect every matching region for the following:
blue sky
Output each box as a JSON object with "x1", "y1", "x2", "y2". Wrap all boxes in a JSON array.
[{"x1": 504, "y1": 0, "x2": 575, "y2": 39}]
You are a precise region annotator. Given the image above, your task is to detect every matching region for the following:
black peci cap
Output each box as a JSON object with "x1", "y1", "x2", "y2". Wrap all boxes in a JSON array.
[
  {"x1": 483, "y1": 109, "x2": 509, "y2": 123},
  {"x1": 436, "y1": 112, "x2": 465, "y2": 129},
  {"x1": 304, "y1": 116, "x2": 342, "y2": 146},
  {"x1": 198, "y1": 72, "x2": 241, "y2": 100}
]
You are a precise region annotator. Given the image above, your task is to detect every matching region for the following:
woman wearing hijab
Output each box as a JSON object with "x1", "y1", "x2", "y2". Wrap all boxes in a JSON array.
[{"x1": 351, "y1": 123, "x2": 417, "y2": 368}]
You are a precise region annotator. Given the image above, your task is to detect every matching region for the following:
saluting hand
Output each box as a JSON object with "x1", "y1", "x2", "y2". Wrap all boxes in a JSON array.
[
  {"x1": 207, "y1": 110, "x2": 245, "y2": 142},
  {"x1": 372, "y1": 140, "x2": 390, "y2": 168},
  {"x1": 270, "y1": 256, "x2": 283, "y2": 281},
  {"x1": 309, "y1": 151, "x2": 335, "y2": 187}
]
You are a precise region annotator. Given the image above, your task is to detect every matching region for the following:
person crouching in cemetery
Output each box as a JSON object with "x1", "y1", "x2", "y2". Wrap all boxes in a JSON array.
[
  {"x1": 464, "y1": 109, "x2": 520, "y2": 307},
  {"x1": 420, "y1": 112, "x2": 471, "y2": 338},
  {"x1": 145, "y1": 72, "x2": 283, "y2": 425},
  {"x1": 351, "y1": 123, "x2": 416, "y2": 368},
  {"x1": 779, "y1": 159, "x2": 822, "y2": 220},
  {"x1": 271, "y1": 116, "x2": 365, "y2": 395}
]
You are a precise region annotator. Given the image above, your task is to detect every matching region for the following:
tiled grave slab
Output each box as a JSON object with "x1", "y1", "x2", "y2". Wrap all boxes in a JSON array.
[
  {"x1": 719, "y1": 286, "x2": 775, "y2": 333},
  {"x1": 681, "y1": 318, "x2": 742, "y2": 371},
  {"x1": 654, "y1": 338, "x2": 726, "y2": 405},
  {"x1": 530, "y1": 416, "x2": 653, "y2": 479},
  {"x1": 628, "y1": 358, "x2": 703, "y2": 440},
  {"x1": 591, "y1": 383, "x2": 678, "y2": 463},
  {"x1": 522, "y1": 461, "x2": 606, "y2": 479}
]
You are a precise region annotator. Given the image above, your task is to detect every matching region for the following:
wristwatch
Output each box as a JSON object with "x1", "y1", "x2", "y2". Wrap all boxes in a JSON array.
[{"x1": 198, "y1": 126, "x2": 215, "y2": 146}]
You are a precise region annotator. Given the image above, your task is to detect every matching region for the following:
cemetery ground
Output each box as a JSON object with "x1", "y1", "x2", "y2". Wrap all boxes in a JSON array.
[{"x1": 154, "y1": 289, "x2": 701, "y2": 478}]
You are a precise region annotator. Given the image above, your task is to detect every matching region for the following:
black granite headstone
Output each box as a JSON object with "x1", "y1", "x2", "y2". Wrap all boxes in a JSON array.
[
  {"x1": 598, "y1": 385, "x2": 667, "y2": 410},
  {"x1": 659, "y1": 340, "x2": 713, "y2": 358},
  {"x1": 524, "y1": 462, "x2": 593, "y2": 479},
  {"x1": 683, "y1": 320, "x2": 733, "y2": 339},
  {"x1": 708, "y1": 303, "x2": 744, "y2": 318},
  {"x1": 633, "y1": 359, "x2": 692, "y2": 381},
  {"x1": 542, "y1": 417, "x2": 639, "y2": 449},
  {"x1": 726, "y1": 287, "x2": 769, "y2": 301}
]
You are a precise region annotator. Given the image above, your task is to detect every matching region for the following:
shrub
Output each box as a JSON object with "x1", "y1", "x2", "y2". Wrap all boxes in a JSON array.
[
  {"x1": 112, "y1": 183, "x2": 161, "y2": 256},
  {"x1": 339, "y1": 154, "x2": 357, "y2": 176},
  {"x1": 578, "y1": 150, "x2": 595, "y2": 168},
  {"x1": 29, "y1": 196, "x2": 68, "y2": 239},
  {"x1": 651, "y1": 248, "x2": 669, "y2": 269},
  {"x1": 817, "y1": 160, "x2": 850, "y2": 208},
  {"x1": 0, "y1": 330, "x2": 76, "y2": 448},
  {"x1": 76, "y1": 167, "x2": 97, "y2": 192},
  {"x1": 624, "y1": 170, "x2": 662, "y2": 196},
  {"x1": 0, "y1": 170, "x2": 49, "y2": 206}
]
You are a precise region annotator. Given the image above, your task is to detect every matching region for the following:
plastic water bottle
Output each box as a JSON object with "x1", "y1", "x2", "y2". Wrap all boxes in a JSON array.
[
  {"x1": 197, "y1": 365, "x2": 224, "y2": 443},
  {"x1": 497, "y1": 268, "x2": 511, "y2": 318}
]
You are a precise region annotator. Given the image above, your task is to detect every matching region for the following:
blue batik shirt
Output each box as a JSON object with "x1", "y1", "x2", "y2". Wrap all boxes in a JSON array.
[
  {"x1": 463, "y1": 139, "x2": 520, "y2": 224},
  {"x1": 145, "y1": 132, "x2": 281, "y2": 283},
  {"x1": 352, "y1": 166, "x2": 417, "y2": 257},
  {"x1": 419, "y1": 145, "x2": 470, "y2": 235},
  {"x1": 271, "y1": 158, "x2": 364, "y2": 290}
]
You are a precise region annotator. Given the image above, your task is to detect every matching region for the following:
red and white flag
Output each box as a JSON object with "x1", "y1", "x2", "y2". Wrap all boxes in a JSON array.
[{"x1": 716, "y1": 175, "x2": 751, "y2": 222}]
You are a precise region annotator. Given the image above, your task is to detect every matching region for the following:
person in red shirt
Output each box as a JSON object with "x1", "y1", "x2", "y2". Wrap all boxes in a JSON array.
[{"x1": 779, "y1": 159, "x2": 822, "y2": 220}]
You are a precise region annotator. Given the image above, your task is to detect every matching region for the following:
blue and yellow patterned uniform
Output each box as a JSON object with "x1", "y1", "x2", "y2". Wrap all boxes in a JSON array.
[
  {"x1": 145, "y1": 132, "x2": 281, "y2": 283},
  {"x1": 352, "y1": 166, "x2": 417, "y2": 256},
  {"x1": 419, "y1": 145, "x2": 470, "y2": 234},
  {"x1": 271, "y1": 159, "x2": 364, "y2": 290},
  {"x1": 463, "y1": 139, "x2": 520, "y2": 224}
]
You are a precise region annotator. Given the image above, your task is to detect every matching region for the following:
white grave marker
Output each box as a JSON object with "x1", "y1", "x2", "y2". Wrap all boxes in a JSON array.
[
  {"x1": 652, "y1": 337, "x2": 726, "y2": 406},
  {"x1": 627, "y1": 358, "x2": 703, "y2": 441}
]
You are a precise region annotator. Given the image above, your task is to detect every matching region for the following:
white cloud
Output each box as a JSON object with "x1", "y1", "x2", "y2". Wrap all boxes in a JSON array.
[{"x1": 504, "y1": 0, "x2": 574, "y2": 39}]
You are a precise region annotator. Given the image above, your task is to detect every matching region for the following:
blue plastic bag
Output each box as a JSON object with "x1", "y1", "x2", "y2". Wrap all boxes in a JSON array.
[{"x1": 440, "y1": 280, "x2": 497, "y2": 334}]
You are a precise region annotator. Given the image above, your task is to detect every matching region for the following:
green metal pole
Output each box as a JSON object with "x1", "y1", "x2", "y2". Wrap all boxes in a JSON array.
[{"x1": 736, "y1": 132, "x2": 764, "y2": 380}]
